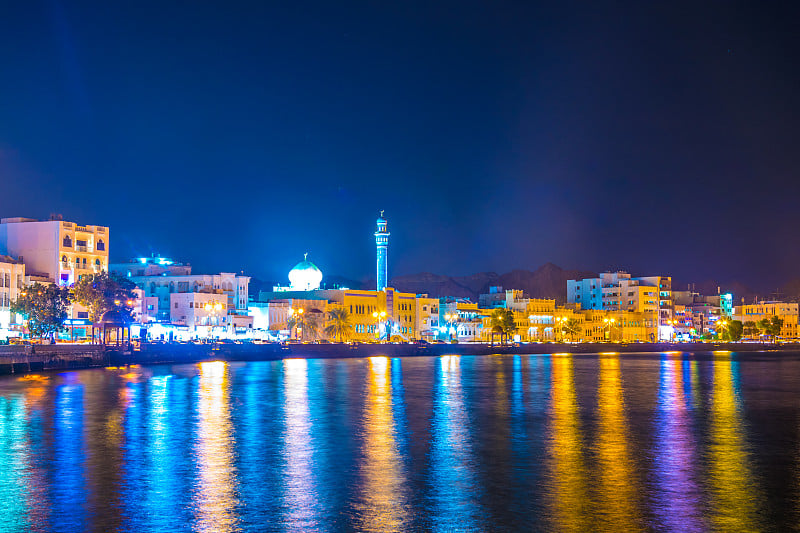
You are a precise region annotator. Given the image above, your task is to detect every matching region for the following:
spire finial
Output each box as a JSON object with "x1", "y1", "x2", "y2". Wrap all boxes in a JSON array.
[
  {"x1": 380, "y1": 210, "x2": 384, "y2": 218},
  {"x1": 304, "y1": 252, "x2": 308, "y2": 261}
]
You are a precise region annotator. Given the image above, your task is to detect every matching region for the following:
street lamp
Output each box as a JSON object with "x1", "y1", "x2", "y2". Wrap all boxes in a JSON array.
[
  {"x1": 204, "y1": 300, "x2": 224, "y2": 339},
  {"x1": 603, "y1": 317, "x2": 616, "y2": 342},
  {"x1": 717, "y1": 319, "x2": 728, "y2": 341},
  {"x1": 554, "y1": 316, "x2": 569, "y2": 343},
  {"x1": 372, "y1": 310, "x2": 387, "y2": 341},
  {"x1": 444, "y1": 313, "x2": 459, "y2": 341}
]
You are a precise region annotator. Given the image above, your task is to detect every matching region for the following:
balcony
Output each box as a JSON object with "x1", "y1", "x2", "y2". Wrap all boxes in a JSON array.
[{"x1": 76, "y1": 245, "x2": 89, "y2": 252}]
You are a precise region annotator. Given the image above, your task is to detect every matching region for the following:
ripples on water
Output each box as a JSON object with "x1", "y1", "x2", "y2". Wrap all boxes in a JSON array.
[{"x1": 0, "y1": 352, "x2": 798, "y2": 532}]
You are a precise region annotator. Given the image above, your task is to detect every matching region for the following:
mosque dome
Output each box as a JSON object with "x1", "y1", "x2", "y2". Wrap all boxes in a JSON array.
[{"x1": 288, "y1": 255, "x2": 323, "y2": 291}]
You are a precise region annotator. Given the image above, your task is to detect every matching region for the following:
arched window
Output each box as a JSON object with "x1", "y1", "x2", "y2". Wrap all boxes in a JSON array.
[
  {"x1": 169, "y1": 282, "x2": 175, "y2": 293},
  {"x1": 95, "y1": 258, "x2": 101, "y2": 266},
  {"x1": 62, "y1": 235, "x2": 72, "y2": 248},
  {"x1": 150, "y1": 282, "x2": 156, "y2": 295},
  {"x1": 61, "y1": 255, "x2": 68, "y2": 267},
  {"x1": 96, "y1": 239, "x2": 105, "y2": 251}
]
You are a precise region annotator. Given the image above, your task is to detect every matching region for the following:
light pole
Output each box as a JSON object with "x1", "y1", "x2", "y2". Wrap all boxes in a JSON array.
[
  {"x1": 603, "y1": 317, "x2": 616, "y2": 342},
  {"x1": 288, "y1": 307, "x2": 305, "y2": 341},
  {"x1": 204, "y1": 300, "x2": 224, "y2": 340},
  {"x1": 444, "y1": 313, "x2": 459, "y2": 342},
  {"x1": 372, "y1": 310, "x2": 387, "y2": 342},
  {"x1": 717, "y1": 319, "x2": 728, "y2": 341},
  {"x1": 554, "y1": 316, "x2": 568, "y2": 343}
]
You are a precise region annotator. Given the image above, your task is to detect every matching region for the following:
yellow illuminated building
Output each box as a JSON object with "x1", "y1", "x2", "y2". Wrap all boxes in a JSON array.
[
  {"x1": 733, "y1": 301, "x2": 799, "y2": 339},
  {"x1": 479, "y1": 298, "x2": 657, "y2": 343}
]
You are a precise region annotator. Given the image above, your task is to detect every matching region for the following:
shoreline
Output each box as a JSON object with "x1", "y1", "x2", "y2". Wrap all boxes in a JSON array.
[{"x1": 0, "y1": 341, "x2": 797, "y2": 376}]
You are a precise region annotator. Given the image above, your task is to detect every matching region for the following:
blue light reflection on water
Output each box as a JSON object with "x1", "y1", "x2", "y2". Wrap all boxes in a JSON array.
[
  {"x1": 0, "y1": 352, "x2": 797, "y2": 531},
  {"x1": 652, "y1": 355, "x2": 705, "y2": 531}
]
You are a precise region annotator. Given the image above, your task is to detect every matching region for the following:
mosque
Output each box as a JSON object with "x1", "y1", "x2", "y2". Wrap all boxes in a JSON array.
[{"x1": 251, "y1": 213, "x2": 441, "y2": 342}]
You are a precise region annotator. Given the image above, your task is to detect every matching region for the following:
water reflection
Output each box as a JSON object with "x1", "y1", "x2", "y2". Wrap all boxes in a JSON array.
[
  {"x1": 546, "y1": 354, "x2": 590, "y2": 531},
  {"x1": 708, "y1": 358, "x2": 760, "y2": 530},
  {"x1": 194, "y1": 361, "x2": 238, "y2": 532},
  {"x1": 653, "y1": 356, "x2": 704, "y2": 531},
  {"x1": 356, "y1": 356, "x2": 409, "y2": 532},
  {"x1": 595, "y1": 354, "x2": 642, "y2": 530},
  {"x1": 0, "y1": 395, "x2": 31, "y2": 532},
  {"x1": 282, "y1": 358, "x2": 319, "y2": 530},
  {"x1": 430, "y1": 355, "x2": 478, "y2": 530},
  {"x1": 53, "y1": 379, "x2": 88, "y2": 531}
]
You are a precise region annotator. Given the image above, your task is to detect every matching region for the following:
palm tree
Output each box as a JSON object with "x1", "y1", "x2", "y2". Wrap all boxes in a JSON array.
[
  {"x1": 324, "y1": 308, "x2": 352, "y2": 342},
  {"x1": 563, "y1": 318, "x2": 581, "y2": 342}
]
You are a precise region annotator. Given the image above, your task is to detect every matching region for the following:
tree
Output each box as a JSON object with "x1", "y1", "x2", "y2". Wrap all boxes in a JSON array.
[
  {"x1": 324, "y1": 307, "x2": 352, "y2": 342},
  {"x1": 11, "y1": 283, "x2": 71, "y2": 339},
  {"x1": 489, "y1": 309, "x2": 516, "y2": 343},
  {"x1": 757, "y1": 316, "x2": 783, "y2": 341},
  {"x1": 287, "y1": 310, "x2": 322, "y2": 341},
  {"x1": 563, "y1": 318, "x2": 581, "y2": 342},
  {"x1": 721, "y1": 320, "x2": 743, "y2": 342},
  {"x1": 743, "y1": 321, "x2": 759, "y2": 338},
  {"x1": 72, "y1": 272, "x2": 137, "y2": 324}
]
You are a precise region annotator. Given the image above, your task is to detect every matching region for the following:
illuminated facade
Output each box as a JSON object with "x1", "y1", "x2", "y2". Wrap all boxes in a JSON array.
[
  {"x1": 375, "y1": 213, "x2": 389, "y2": 291},
  {"x1": 0, "y1": 216, "x2": 109, "y2": 285},
  {"x1": 733, "y1": 301, "x2": 799, "y2": 339},
  {"x1": 568, "y1": 271, "x2": 671, "y2": 337},
  {"x1": 0, "y1": 255, "x2": 25, "y2": 340}
]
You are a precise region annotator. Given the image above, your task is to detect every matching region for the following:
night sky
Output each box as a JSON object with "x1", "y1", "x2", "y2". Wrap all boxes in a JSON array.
[{"x1": 1, "y1": 2, "x2": 798, "y2": 288}]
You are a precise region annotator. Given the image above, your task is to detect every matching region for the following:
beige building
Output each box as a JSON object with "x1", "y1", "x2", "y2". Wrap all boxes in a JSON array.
[
  {"x1": 0, "y1": 217, "x2": 109, "y2": 285},
  {"x1": 734, "y1": 301, "x2": 799, "y2": 339},
  {"x1": 415, "y1": 296, "x2": 440, "y2": 340},
  {"x1": 481, "y1": 298, "x2": 657, "y2": 343}
]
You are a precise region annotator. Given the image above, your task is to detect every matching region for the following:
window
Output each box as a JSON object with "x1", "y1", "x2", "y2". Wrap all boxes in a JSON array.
[
  {"x1": 62, "y1": 235, "x2": 72, "y2": 248},
  {"x1": 190, "y1": 302, "x2": 194, "y2": 308},
  {"x1": 78, "y1": 312, "x2": 88, "y2": 319},
  {"x1": 174, "y1": 302, "x2": 178, "y2": 308},
  {"x1": 61, "y1": 255, "x2": 68, "y2": 267},
  {"x1": 96, "y1": 259, "x2": 101, "y2": 266},
  {"x1": 97, "y1": 239, "x2": 105, "y2": 251}
]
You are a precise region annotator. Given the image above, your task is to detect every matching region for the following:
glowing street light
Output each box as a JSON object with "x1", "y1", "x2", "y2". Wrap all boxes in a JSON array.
[
  {"x1": 288, "y1": 307, "x2": 305, "y2": 340},
  {"x1": 372, "y1": 310, "x2": 387, "y2": 341},
  {"x1": 204, "y1": 300, "x2": 225, "y2": 339},
  {"x1": 603, "y1": 317, "x2": 616, "y2": 342}
]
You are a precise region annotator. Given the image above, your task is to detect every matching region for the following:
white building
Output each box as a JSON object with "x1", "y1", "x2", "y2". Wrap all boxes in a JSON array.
[
  {"x1": 110, "y1": 256, "x2": 252, "y2": 337},
  {"x1": 0, "y1": 217, "x2": 109, "y2": 285},
  {"x1": 0, "y1": 255, "x2": 25, "y2": 340}
]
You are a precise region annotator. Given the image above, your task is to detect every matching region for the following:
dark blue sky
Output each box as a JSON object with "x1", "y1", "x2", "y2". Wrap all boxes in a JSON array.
[{"x1": 1, "y1": 1, "x2": 798, "y2": 288}]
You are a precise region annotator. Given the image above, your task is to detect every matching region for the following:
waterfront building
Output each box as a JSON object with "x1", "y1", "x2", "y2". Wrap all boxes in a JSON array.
[
  {"x1": 0, "y1": 255, "x2": 25, "y2": 340},
  {"x1": 111, "y1": 256, "x2": 251, "y2": 339},
  {"x1": 415, "y1": 295, "x2": 440, "y2": 340},
  {"x1": 0, "y1": 216, "x2": 109, "y2": 285},
  {"x1": 479, "y1": 297, "x2": 657, "y2": 343},
  {"x1": 672, "y1": 290, "x2": 728, "y2": 338},
  {"x1": 733, "y1": 301, "x2": 799, "y2": 339},
  {"x1": 568, "y1": 271, "x2": 671, "y2": 337},
  {"x1": 375, "y1": 212, "x2": 389, "y2": 291}
]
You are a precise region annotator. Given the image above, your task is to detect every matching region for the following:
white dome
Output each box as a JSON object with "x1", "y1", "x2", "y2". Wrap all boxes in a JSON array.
[{"x1": 288, "y1": 259, "x2": 322, "y2": 291}]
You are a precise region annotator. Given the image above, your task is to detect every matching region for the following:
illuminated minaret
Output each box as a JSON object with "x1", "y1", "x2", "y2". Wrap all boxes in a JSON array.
[{"x1": 375, "y1": 211, "x2": 389, "y2": 291}]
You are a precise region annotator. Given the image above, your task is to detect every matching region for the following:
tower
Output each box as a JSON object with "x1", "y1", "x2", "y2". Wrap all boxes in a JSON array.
[{"x1": 375, "y1": 211, "x2": 389, "y2": 291}]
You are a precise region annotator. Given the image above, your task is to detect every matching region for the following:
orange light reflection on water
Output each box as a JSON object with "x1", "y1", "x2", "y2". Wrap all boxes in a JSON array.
[
  {"x1": 595, "y1": 354, "x2": 642, "y2": 530},
  {"x1": 547, "y1": 354, "x2": 590, "y2": 531},
  {"x1": 194, "y1": 361, "x2": 238, "y2": 532},
  {"x1": 356, "y1": 356, "x2": 408, "y2": 532}
]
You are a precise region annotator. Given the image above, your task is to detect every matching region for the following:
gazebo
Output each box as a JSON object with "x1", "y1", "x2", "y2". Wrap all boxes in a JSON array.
[{"x1": 98, "y1": 309, "x2": 133, "y2": 346}]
